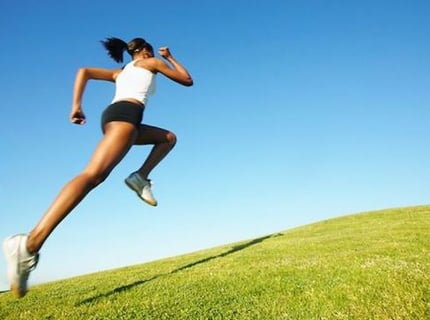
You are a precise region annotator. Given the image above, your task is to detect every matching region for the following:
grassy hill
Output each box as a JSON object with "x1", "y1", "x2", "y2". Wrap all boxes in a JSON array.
[{"x1": 1, "y1": 205, "x2": 429, "y2": 319}]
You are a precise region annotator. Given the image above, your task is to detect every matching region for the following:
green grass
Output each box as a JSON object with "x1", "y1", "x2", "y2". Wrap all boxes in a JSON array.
[{"x1": 1, "y1": 205, "x2": 429, "y2": 319}]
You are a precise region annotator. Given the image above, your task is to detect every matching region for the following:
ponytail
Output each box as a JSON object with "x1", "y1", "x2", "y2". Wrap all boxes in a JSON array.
[
  {"x1": 101, "y1": 37, "x2": 127, "y2": 63},
  {"x1": 101, "y1": 37, "x2": 153, "y2": 63}
]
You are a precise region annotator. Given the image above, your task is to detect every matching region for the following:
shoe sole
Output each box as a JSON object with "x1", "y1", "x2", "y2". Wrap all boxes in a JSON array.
[
  {"x1": 11, "y1": 284, "x2": 25, "y2": 298},
  {"x1": 124, "y1": 179, "x2": 157, "y2": 206}
]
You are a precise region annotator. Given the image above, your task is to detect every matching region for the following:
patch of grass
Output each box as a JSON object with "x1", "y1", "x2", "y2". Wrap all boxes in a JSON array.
[{"x1": 1, "y1": 205, "x2": 429, "y2": 319}]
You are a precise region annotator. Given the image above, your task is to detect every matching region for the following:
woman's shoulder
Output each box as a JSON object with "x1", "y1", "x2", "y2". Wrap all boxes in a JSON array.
[{"x1": 134, "y1": 58, "x2": 161, "y2": 73}]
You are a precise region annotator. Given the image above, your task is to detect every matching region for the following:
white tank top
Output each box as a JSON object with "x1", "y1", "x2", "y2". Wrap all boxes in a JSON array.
[{"x1": 112, "y1": 60, "x2": 156, "y2": 105}]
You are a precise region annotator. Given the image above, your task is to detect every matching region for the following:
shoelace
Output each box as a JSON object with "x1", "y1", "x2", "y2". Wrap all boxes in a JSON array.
[
  {"x1": 135, "y1": 174, "x2": 151, "y2": 188},
  {"x1": 143, "y1": 183, "x2": 154, "y2": 194},
  {"x1": 18, "y1": 253, "x2": 39, "y2": 277}
]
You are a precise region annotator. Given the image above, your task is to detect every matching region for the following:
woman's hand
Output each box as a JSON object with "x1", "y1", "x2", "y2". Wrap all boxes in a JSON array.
[
  {"x1": 158, "y1": 47, "x2": 172, "y2": 60},
  {"x1": 70, "y1": 106, "x2": 86, "y2": 125}
]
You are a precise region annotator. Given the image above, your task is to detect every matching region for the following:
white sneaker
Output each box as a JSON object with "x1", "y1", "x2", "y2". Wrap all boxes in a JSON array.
[
  {"x1": 125, "y1": 172, "x2": 158, "y2": 206},
  {"x1": 3, "y1": 234, "x2": 39, "y2": 298}
]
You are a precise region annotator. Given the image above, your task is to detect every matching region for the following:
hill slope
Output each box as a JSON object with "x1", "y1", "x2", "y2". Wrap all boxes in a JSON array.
[{"x1": 1, "y1": 205, "x2": 429, "y2": 319}]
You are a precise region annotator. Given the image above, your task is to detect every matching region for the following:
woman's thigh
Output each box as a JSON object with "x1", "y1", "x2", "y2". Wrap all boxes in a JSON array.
[
  {"x1": 134, "y1": 124, "x2": 176, "y2": 145},
  {"x1": 84, "y1": 121, "x2": 138, "y2": 176}
]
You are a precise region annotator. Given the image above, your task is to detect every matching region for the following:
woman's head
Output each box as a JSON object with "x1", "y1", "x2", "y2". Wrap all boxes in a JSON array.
[{"x1": 101, "y1": 37, "x2": 154, "y2": 63}]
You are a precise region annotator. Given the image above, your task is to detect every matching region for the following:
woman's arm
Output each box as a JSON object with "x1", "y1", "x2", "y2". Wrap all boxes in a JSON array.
[
  {"x1": 70, "y1": 67, "x2": 121, "y2": 125},
  {"x1": 153, "y1": 47, "x2": 193, "y2": 87}
]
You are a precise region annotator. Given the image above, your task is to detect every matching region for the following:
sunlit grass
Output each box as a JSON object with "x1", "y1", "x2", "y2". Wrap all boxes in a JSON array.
[{"x1": 1, "y1": 205, "x2": 429, "y2": 319}]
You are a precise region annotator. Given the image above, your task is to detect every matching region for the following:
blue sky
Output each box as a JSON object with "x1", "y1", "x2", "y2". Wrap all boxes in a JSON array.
[{"x1": 1, "y1": 0, "x2": 429, "y2": 291}]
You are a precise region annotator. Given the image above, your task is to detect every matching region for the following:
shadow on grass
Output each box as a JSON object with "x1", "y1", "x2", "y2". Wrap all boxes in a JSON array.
[{"x1": 76, "y1": 233, "x2": 282, "y2": 306}]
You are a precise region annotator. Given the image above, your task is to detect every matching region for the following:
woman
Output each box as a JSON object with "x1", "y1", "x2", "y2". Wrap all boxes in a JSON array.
[{"x1": 3, "y1": 37, "x2": 193, "y2": 298}]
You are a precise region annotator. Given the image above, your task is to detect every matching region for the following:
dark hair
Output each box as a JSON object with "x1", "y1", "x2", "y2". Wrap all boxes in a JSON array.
[{"x1": 101, "y1": 37, "x2": 154, "y2": 63}]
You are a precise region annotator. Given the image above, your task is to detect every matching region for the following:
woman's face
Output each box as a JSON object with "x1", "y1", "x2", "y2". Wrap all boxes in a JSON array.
[{"x1": 142, "y1": 47, "x2": 154, "y2": 58}]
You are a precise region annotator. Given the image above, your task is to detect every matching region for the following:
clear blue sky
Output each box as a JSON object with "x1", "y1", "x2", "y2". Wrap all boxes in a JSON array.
[{"x1": 1, "y1": 0, "x2": 429, "y2": 291}]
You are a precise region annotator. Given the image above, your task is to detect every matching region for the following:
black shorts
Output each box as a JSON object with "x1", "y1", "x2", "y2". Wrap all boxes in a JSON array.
[{"x1": 101, "y1": 101, "x2": 144, "y2": 132}]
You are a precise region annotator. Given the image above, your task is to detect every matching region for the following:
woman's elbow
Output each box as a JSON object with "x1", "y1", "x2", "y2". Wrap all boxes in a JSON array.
[
  {"x1": 77, "y1": 67, "x2": 90, "y2": 79},
  {"x1": 183, "y1": 77, "x2": 193, "y2": 87}
]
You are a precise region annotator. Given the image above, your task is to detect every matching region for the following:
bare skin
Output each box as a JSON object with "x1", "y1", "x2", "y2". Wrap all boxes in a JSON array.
[{"x1": 26, "y1": 47, "x2": 192, "y2": 253}]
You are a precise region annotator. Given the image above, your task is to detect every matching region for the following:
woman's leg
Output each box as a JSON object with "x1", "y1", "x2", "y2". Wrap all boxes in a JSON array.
[
  {"x1": 27, "y1": 122, "x2": 138, "y2": 253},
  {"x1": 133, "y1": 124, "x2": 177, "y2": 179}
]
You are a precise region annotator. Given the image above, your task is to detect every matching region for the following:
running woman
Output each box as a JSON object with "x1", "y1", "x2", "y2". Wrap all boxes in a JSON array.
[{"x1": 3, "y1": 37, "x2": 193, "y2": 298}]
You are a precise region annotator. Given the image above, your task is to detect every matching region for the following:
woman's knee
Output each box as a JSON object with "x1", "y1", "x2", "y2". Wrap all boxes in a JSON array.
[
  {"x1": 82, "y1": 170, "x2": 110, "y2": 188},
  {"x1": 166, "y1": 131, "x2": 177, "y2": 146}
]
